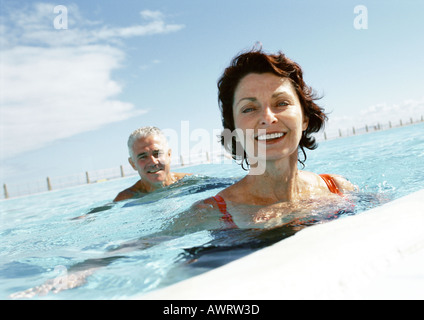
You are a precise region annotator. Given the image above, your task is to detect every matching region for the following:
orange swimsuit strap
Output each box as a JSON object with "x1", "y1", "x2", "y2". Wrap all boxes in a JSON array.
[
  {"x1": 213, "y1": 174, "x2": 344, "y2": 228},
  {"x1": 212, "y1": 195, "x2": 238, "y2": 229},
  {"x1": 319, "y1": 174, "x2": 343, "y2": 196}
]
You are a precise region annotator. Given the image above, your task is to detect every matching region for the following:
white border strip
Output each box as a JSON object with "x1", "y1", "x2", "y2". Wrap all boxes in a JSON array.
[{"x1": 140, "y1": 189, "x2": 424, "y2": 300}]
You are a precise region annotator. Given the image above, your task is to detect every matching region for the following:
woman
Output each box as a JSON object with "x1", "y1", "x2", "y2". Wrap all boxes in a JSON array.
[{"x1": 196, "y1": 48, "x2": 357, "y2": 229}]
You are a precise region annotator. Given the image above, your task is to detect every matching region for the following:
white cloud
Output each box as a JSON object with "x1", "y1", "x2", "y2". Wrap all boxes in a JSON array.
[
  {"x1": 140, "y1": 9, "x2": 165, "y2": 21},
  {"x1": 326, "y1": 98, "x2": 424, "y2": 134},
  {"x1": 0, "y1": 3, "x2": 184, "y2": 160},
  {"x1": 0, "y1": 45, "x2": 146, "y2": 158},
  {"x1": 93, "y1": 10, "x2": 184, "y2": 40},
  {"x1": 1, "y1": 4, "x2": 184, "y2": 47}
]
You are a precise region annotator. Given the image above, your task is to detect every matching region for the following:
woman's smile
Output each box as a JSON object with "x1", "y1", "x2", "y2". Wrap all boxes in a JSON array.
[{"x1": 255, "y1": 131, "x2": 287, "y2": 144}]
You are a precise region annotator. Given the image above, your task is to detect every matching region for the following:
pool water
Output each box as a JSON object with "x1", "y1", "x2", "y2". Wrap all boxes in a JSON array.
[{"x1": 1, "y1": 122, "x2": 423, "y2": 299}]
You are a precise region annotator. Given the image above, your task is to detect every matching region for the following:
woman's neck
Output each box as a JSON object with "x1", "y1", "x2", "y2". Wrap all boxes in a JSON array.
[{"x1": 244, "y1": 155, "x2": 302, "y2": 203}]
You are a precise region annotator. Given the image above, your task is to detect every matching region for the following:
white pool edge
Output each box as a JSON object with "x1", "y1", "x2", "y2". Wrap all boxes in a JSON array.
[{"x1": 138, "y1": 189, "x2": 424, "y2": 300}]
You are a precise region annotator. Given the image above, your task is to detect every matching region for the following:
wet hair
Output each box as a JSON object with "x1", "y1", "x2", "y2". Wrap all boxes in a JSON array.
[
  {"x1": 127, "y1": 126, "x2": 169, "y2": 159},
  {"x1": 217, "y1": 48, "x2": 327, "y2": 169}
]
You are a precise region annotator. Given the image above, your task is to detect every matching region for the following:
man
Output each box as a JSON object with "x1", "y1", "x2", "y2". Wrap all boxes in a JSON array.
[{"x1": 114, "y1": 126, "x2": 189, "y2": 202}]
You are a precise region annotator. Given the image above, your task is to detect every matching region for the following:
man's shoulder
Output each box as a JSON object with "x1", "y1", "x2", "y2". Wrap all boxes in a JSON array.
[
  {"x1": 174, "y1": 172, "x2": 192, "y2": 179},
  {"x1": 113, "y1": 189, "x2": 135, "y2": 202},
  {"x1": 113, "y1": 180, "x2": 145, "y2": 202}
]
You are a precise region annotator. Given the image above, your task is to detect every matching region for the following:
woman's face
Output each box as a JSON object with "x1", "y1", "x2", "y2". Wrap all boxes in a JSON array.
[{"x1": 232, "y1": 72, "x2": 309, "y2": 163}]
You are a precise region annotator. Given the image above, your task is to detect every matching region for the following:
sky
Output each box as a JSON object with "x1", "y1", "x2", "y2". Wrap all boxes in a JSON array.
[{"x1": 1, "y1": 0, "x2": 424, "y2": 186}]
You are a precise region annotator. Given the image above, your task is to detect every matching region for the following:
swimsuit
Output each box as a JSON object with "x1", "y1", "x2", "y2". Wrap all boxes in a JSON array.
[
  {"x1": 212, "y1": 194, "x2": 238, "y2": 229},
  {"x1": 318, "y1": 174, "x2": 343, "y2": 196},
  {"x1": 211, "y1": 174, "x2": 343, "y2": 229}
]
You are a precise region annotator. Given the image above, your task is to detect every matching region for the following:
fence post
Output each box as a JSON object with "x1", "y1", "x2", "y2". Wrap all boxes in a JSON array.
[
  {"x1": 47, "y1": 177, "x2": 52, "y2": 191},
  {"x1": 180, "y1": 155, "x2": 185, "y2": 166},
  {"x1": 400, "y1": 119, "x2": 403, "y2": 126},
  {"x1": 352, "y1": 126, "x2": 356, "y2": 135},
  {"x1": 324, "y1": 132, "x2": 327, "y2": 140},
  {"x1": 86, "y1": 171, "x2": 90, "y2": 184},
  {"x1": 120, "y1": 165, "x2": 125, "y2": 177},
  {"x1": 338, "y1": 129, "x2": 342, "y2": 137},
  {"x1": 389, "y1": 121, "x2": 392, "y2": 128},
  {"x1": 365, "y1": 125, "x2": 369, "y2": 132},
  {"x1": 3, "y1": 184, "x2": 9, "y2": 199}
]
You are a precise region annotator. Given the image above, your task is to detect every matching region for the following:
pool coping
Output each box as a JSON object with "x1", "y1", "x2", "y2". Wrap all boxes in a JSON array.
[{"x1": 138, "y1": 189, "x2": 424, "y2": 300}]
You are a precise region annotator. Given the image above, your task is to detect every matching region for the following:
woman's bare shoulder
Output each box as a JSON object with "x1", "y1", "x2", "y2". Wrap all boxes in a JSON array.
[
  {"x1": 191, "y1": 196, "x2": 219, "y2": 211},
  {"x1": 300, "y1": 171, "x2": 358, "y2": 193},
  {"x1": 190, "y1": 185, "x2": 237, "y2": 212},
  {"x1": 326, "y1": 174, "x2": 358, "y2": 192}
]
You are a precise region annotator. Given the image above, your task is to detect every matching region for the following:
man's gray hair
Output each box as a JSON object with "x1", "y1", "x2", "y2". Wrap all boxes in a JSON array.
[{"x1": 127, "y1": 126, "x2": 169, "y2": 159}]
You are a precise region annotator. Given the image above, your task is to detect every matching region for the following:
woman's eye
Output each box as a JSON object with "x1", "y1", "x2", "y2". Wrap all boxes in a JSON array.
[
  {"x1": 241, "y1": 106, "x2": 255, "y2": 113},
  {"x1": 277, "y1": 101, "x2": 289, "y2": 107}
]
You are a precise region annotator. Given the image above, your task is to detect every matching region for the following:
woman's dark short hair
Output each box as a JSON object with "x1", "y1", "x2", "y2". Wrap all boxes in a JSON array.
[{"x1": 217, "y1": 48, "x2": 327, "y2": 169}]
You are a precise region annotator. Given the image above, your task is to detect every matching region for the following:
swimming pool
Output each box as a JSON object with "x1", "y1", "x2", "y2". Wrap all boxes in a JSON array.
[{"x1": 1, "y1": 122, "x2": 423, "y2": 299}]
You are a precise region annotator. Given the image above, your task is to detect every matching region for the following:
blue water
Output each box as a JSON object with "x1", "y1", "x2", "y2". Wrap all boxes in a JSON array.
[{"x1": 1, "y1": 122, "x2": 423, "y2": 299}]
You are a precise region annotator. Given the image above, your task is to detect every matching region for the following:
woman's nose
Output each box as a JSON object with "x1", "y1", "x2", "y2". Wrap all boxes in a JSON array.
[{"x1": 260, "y1": 107, "x2": 278, "y2": 125}]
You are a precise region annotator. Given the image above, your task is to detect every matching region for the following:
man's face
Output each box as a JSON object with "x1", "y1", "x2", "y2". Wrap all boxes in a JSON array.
[{"x1": 129, "y1": 135, "x2": 172, "y2": 187}]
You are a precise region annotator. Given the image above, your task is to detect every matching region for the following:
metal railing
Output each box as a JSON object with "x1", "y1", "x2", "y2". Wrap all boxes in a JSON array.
[{"x1": 1, "y1": 150, "x2": 230, "y2": 200}]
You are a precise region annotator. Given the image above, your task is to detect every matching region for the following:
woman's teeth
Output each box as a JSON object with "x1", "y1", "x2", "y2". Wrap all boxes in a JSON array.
[{"x1": 256, "y1": 132, "x2": 285, "y2": 141}]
